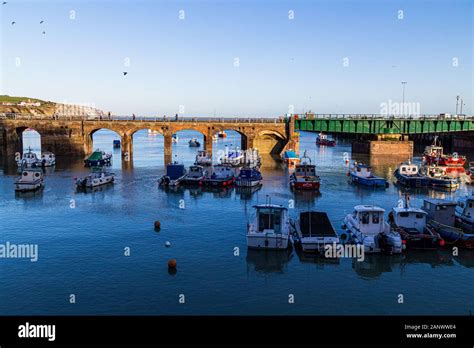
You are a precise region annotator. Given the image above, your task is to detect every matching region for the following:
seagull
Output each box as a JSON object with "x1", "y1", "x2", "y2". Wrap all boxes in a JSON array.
[
  {"x1": 11, "y1": 21, "x2": 15, "y2": 25},
  {"x1": 40, "y1": 20, "x2": 45, "y2": 24},
  {"x1": 123, "y1": 72, "x2": 128, "y2": 76},
  {"x1": 2, "y1": 2, "x2": 7, "y2": 5},
  {"x1": 42, "y1": 31, "x2": 46, "y2": 35}
]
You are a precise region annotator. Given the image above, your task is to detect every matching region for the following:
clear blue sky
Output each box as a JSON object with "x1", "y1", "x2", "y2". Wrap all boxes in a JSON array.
[{"x1": 1, "y1": 0, "x2": 472, "y2": 116}]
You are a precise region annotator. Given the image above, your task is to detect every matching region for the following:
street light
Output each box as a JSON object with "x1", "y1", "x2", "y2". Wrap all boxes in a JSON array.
[
  {"x1": 401, "y1": 82, "x2": 407, "y2": 115},
  {"x1": 456, "y1": 95, "x2": 460, "y2": 114}
]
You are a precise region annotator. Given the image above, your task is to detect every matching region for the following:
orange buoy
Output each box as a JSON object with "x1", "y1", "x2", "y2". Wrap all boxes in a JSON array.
[
  {"x1": 168, "y1": 259, "x2": 177, "y2": 268},
  {"x1": 154, "y1": 221, "x2": 161, "y2": 231}
]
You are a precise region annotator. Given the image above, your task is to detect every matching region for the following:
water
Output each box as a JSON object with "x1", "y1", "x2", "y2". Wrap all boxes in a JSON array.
[{"x1": 1, "y1": 130, "x2": 473, "y2": 315}]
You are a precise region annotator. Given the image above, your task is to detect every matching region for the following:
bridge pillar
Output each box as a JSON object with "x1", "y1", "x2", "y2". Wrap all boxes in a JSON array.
[
  {"x1": 352, "y1": 134, "x2": 413, "y2": 158},
  {"x1": 121, "y1": 133, "x2": 133, "y2": 162},
  {"x1": 84, "y1": 133, "x2": 93, "y2": 155},
  {"x1": 164, "y1": 133, "x2": 173, "y2": 165},
  {"x1": 204, "y1": 132, "x2": 213, "y2": 156}
]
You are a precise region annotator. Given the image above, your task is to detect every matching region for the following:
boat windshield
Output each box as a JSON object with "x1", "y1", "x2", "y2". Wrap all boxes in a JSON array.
[{"x1": 258, "y1": 208, "x2": 282, "y2": 233}]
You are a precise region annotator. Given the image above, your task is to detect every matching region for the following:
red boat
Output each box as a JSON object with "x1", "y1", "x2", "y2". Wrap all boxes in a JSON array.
[
  {"x1": 290, "y1": 152, "x2": 321, "y2": 190},
  {"x1": 316, "y1": 133, "x2": 336, "y2": 147},
  {"x1": 422, "y1": 136, "x2": 466, "y2": 167}
]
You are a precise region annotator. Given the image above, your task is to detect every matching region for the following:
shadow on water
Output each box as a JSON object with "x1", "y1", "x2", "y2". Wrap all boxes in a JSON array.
[{"x1": 246, "y1": 249, "x2": 293, "y2": 274}]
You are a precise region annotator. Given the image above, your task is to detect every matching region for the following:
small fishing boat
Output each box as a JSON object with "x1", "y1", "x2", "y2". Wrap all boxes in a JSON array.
[
  {"x1": 424, "y1": 166, "x2": 459, "y2": 190},
  {"x1": 342, "y1": 205, "x2": 403, "y2": 254},
  {"x1": 84, "y1": 150, "x2": 112, "y2": 167},
  {"x1": 218, "y1": 130, "x2": 227, "y2": 138},
  {"x1": 188, "y1": 138, "x2": 200, "y2": 147},
  {"x1": 39, "y1": 152, "x2": 56, "y2": 167},
  {"x1": 182, "y1": 165, "x2": 207, "y2": 185},
  {"x1": 159, "y1": 162, "x2": 187, "y2": 187},
  {"x1": 113, "y1": 140, "x2": 121, "y2": 149},
  {"x1": 290, "y1": 153, "x2": 320, "y2": 190},
  {"x1": 195, "y1": 150, "x2": 213, "y2": 166},
  {"x1": 247, "y1": 203, "x2": 290, "y2": 250},
  {"x1": 220, "y1": 147, "x2": 244, "y2": 166},
  {"x1": 389, "y1": 196, "x2": 444, "y2": 250},
  {"x1": 393, "y1": 162, "x2": 429, "y2": 188},
  {"x1": 14, "y1": 168, "x2": 44, "y2": 192},
  {"x1": 466, "y1": 162, "x2": 474, "y2": 184},
  {"x1": 316, "y1": 133, "x2": 336, "y2": 147},
  {"x1": 291, "y1": 211, "x2": 339, "y2": 253},
  {"x1": 76, "y1": 170, "x2": 115, "y2": 189},
  {"x1": 455, "y1": 193, "x2": 474, "y2": 234},
  {"x1": 282, "y1": 150, "x2": 300, "y2": 166},
  {"x1": 147, "y1": 129, "x2": 160, "y2": 136},
  {"x1": 212, "y1": 134, "x2": 219, "y2": 142},
  {"x1": 422, "y1": 136, "x2": 466, "y2": 167},
  {"x1": 202, "y1": 164, "x2": 235, "y2": 187},
  {"x1": 235, "y1": 167, "x2": 262, "y2": 187},
  {"x1": 349, "y1": 162, "x2": 388, "y2": 188},
  {"x1": 16, "y1": 148, "x2": 41, "y2": 168},
  {"x1": 172, "y1": 134, "x2": 178, "y2": 143},
  {"x1": 423, "y1": 198, "x2": 474, "y2": 249}
]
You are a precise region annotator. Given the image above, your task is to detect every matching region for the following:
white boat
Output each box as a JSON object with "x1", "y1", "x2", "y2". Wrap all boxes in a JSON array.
[
  {"x1": 76, "y1": 171, "x2": 115, "y2": 189},
  {"x1": 342, "y1": 205, "x2": 403, "y2": 254},
  {"x1": 243, "y1": 148, "x2": 261, "y2": 168},
  {"x1": 247, "y1": 204, "x2": 290, "y2": 250},
  {"x1": 172, "y1": 134, "x2": 178, "y2": 143},
  {"x1": 159, "y1": 162, "x2": 187, "y2": 187},
  {"x1": 291, "y1": 211, "x2": 339, "y2": 253},
  {"x1": 195, "y1": 150, "x2": 213, "y2": 166},
  {"x1": 289, "y1": 153, "x2": 320, "y2": 190},
  {"x1": 39, "y1": 152, "x2": 56, "y2": 167},
  {"x1": 14, "y1": 168, "x2": 44, "y2": 192},
  {"x1": 188, "y1": 138, "x2": 200, "y2": 147},
  {"x1": 202, "y1": 164, "x2": 235, "y2": 187},
  {"x1": 16, "y1": 148, "x2": 41, "y2": 168},
  {"x1": 182, "y1": 165, "x2": 207, "y2": 185},
  {"x1": 456, "y1": 193, "x2": 474, "y2": 234},
  {"x1": 220, "y1": 146, "x2": 244, "y2": 166},
  {"x1": 235, "y1": 167, "x2": 262, "y2": 187}
]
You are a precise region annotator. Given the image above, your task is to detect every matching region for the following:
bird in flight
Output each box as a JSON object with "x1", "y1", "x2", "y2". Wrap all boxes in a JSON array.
[
  {"x1": 42, "y1": 31, "x2": 46, "y2": 35},
  {"x1": 2, "y1": 2, "x2": 7, "y2": 5},
  {"x1": 11, "y1": 21, "x2": 16, "y2": 25},
  {"x1": 40, "y1": 20, "x2": 45, "y2": 24},
  {"x1": 123, "y1": 72, "x2": 128, "y2": 76}
]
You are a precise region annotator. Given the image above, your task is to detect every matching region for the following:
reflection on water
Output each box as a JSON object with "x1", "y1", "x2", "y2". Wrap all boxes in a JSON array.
[{"x1": 0, "y1": 130, "x2": 473, "y2": 315}]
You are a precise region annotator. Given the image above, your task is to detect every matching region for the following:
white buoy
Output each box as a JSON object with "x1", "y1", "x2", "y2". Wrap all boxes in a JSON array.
[{"x1": 165, "y1": 241, "x2": 171, "y2": 247}]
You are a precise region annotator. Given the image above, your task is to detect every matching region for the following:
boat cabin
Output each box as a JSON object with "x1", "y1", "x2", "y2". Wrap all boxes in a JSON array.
[
  {"x1": 422, "y1": 199, "x2": 457, "y2": 226},
  {"x1": 318, "y1": 133, "x2": 328, "y2": 140},
  {"x1": 18, "y1": 169, "x2": 43, "y2": 182},
  {"x1": 425, "y1": 145, "x2": 443, "y2": 157},
  {"x1": 398, "y1": 163, "x2": 420, "y2": 176},
  {"x1": 295, "y1": 164, "x2": 316, "y2": 177},
  {"x1": 299, "y1": 211, "x2": 337, "y2": 238},
  {"x1": 351, "y1": 205, "x2": 385, "y2": 235},
  {"x1": 352, "y1": 163, "x2": 373, "y2": 178},
  {"x1": 392, "y1": 206, "x2": 427, "y2": 233},
  {"x1": 456, "y1": 195, "x2": 474, "y2": 219},
  {"x1": 166, "y1": 163, "x2": 186, "y2": 180},
  {"x1": 253, "y1": 204, "x2": 288, "y2": 234}
]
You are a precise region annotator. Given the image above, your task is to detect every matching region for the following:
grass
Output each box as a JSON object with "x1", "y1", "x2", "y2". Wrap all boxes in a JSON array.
[{"x1": 0, "y1": 95, "x2": 51, "y2": 104}]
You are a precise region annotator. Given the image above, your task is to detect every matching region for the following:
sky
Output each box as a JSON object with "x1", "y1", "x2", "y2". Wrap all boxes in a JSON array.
[{"x1": 0, "y1": 0, "x2": 472, "y2": 116}]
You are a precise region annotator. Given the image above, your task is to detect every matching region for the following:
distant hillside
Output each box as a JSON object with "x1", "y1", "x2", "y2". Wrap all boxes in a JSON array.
[{"x1": 0, "y1": 95, "x2": 106, "y2": 117}]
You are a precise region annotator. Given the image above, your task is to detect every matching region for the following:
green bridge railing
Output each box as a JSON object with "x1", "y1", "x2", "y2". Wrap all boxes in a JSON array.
[{"x1": 294, "y1": 114, "x2": 474, "y2": 134}]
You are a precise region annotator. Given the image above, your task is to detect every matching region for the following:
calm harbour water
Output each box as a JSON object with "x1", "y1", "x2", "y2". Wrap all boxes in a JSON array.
[{"x1": 1, "y1": 130, "x2": 473, "y2": 315}]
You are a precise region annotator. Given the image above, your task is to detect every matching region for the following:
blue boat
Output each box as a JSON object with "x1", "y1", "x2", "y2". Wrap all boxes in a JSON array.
[
  {"x1": 282, "y1": 150, "x2": 300, "y2": 166},
  {"x1": 159, "y1": 162, "x2": 187, "y2": 187},
  {"x1": 84, "y1": 150, "x2": 112, "y2": 167},
  {"x1": 394, "y1": 162, "x2": 429, "y2": 187},
  {"x1": 349, "y1": 162, "x2": 388, "y2": 188},
  {"x1": 235, "y1": 167, "x2": 262, "y2": 187},
  {"x1": 113, "y1": 140, "x2": 121, "y2": 149}
]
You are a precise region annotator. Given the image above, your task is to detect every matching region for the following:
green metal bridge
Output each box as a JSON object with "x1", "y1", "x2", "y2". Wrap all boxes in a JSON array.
[{"x1": 294, "y1": 114, "x2": 474, "y2": 134}]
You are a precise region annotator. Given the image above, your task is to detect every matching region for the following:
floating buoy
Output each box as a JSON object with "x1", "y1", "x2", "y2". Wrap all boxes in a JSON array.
[
  {"x1": 165, "y1": 241, "x2": 171, "y2": 247},
  {"x1": 154, "y1": 221, "x2": 161, "y2": 231},
  {"x1": 439, "y1": 239, "x2": 446, "y2": 247},
  {"x1": 168, "y1": 259, "x2": 177, "y2": 268}
]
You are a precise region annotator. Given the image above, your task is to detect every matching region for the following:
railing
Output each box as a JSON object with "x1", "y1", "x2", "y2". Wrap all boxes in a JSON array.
[{"x1": 297, "y1": 114, "x2": 473, "y2": 121}]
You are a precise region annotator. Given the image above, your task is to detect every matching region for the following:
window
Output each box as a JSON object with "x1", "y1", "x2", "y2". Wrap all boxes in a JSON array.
[
  {"x1": 469, "y1": 203, "x2": 473, "y2": 208},
  {"x1": 415, "y1": 213, "x2": 424, "y2": 219},
  {"x1": 372, "y1": 213, "x2": 380, "y2": 224},
  {"x1": 399, "y1": 212, "x2": 409, "y2": 218},
  {"x1": 361, "y1": 212, "x2": 370, "y2": 224},
  {"x1": 258, "y1": 209, "x2": 282, "y2": 233}
]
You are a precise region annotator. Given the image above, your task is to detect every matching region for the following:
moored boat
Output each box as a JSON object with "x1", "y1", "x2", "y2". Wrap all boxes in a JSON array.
[
  {"x1": 281, "y1": 150, "x2": 300, "y2": 166},
  {"x1": 235, "y1": 167, "x2": 262, "y2": 187},
  {"x1": 195, "y1": 150, "x2": 213, "y2": 166},
  {"x1": 289, "y1": 153, "x2": 320, "y2": 190},
  {"x1": 393, "y1": 162, "x2": 429, "y2": 188},
  {"x1": 220, "y1": 146, "x2": 244, "y2": 166},
  {"x1": 389, "y1": 196, "x2": 444, "y2": 250},
  {"x1": 84, "y1": 150, "x2": 112, "y2": 167},
  {"x1": 466, "y1": 162, "x2": 474, "y2": 184},
  {"x1": 113, "y1": 140, "x2": 121, "y2": 149},
  {"x1": 14, "y1": 168, "x2": 44, "y2": 192},
  {"x1": 39, "y1": 152, "x2": 56, "y2": 167},
  {"x1": 422, "y1": 136, "x2": 466, "y2": 167},
  {"x1": 423, "y1": 198, "x2": 474, "y2": 249},
  {"x1": 247, "y1": 203, "x2": 290, "y2": 250},
  {"x1": 342, "y1": 205, "x2": 403, "y2": 254},
  {"x1": 76, "y1": 170, "x2": 115, "y2": 189},
  {"x1": 218, "y1": 130, "x2": 227, "y2": 138},
  {"x1": 202, "y1": 164, "x2": 235, "y2": 187},
  {"x1": 349, "y1": 162, "x2": 388, "y2": 188},
  {"x1": 455, "y1": 193, "x2": 474, "y2": 234},
  {"x1": 188, "y1": 138, "x2": 200, "y2": 147},
  {"x1": 16, "y1": 147, "x2": 41, "y2": 168},
  {"x1": 316, "y1": 133, "x2": 336, "y2": 147},
  {"x1": 159, "y1": 162, "x2": 187, "y2": 187},
  {"x1": 291, "y1": 211, "x2": 339, "y2": 253},
  {"x1": 182, "y1": 165, "x2": 207, "y2": 185},
  {"x1": 424, "y1": 166, "x2": 460, "y2": 190}
]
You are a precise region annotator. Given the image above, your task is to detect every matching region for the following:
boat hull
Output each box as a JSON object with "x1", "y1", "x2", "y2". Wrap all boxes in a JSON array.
[
  {"x1": 290, "y1": 181, "x2": 320, "y2": 190},
  {"x1": 15, "y1": 180, "x2": 44, "y2": 192},
  {"x1": 394, "y1": 170, "x2": 429, "y2": 188},
  {"x1": 350, "y1": 173, "x2": 387, "y2": 187},
  {"x1": 235, "y1": 179, "x2": 261, "y2": 187},
  {"x1": 424, "y1": 155, "x2": 466, "y2": 167},
  {"x1": 202, "y1": 177, "x2": 235, "y2": 187},
  {"x1": 247, "y1": 234, "x2": 289, "y2": 250}
]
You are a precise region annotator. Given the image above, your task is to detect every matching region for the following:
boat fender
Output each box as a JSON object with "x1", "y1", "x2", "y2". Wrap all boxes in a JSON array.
[
  {"x1": 264, "y1": 240, "x2": 269, "y2": 247},
  {"x1": 338, "y1": 231, "x2": 350, "y2": 244}
]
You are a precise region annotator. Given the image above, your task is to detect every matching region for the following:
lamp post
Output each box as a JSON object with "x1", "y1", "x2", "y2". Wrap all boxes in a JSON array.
[
  {"x1": 401, "y1": 82, "x2": 407, "y2": 115},
  {"x1": 456, "y1": 95, "x2": 460, "y2": 115}
]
